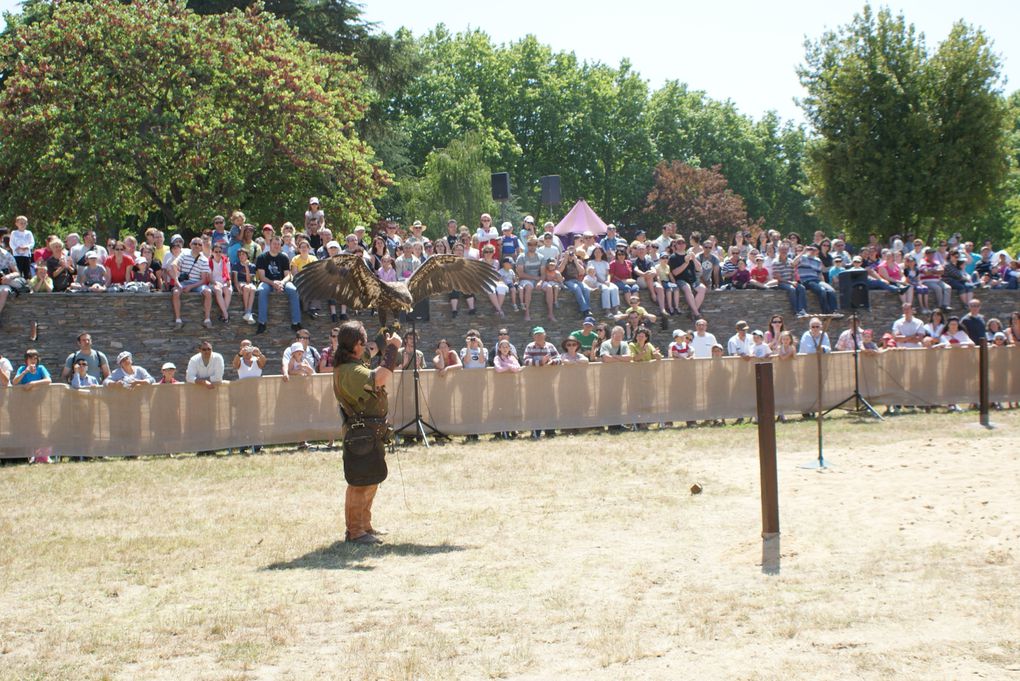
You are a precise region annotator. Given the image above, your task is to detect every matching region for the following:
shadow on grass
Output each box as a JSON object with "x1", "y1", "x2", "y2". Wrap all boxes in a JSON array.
[{"x1": 263, "y1": 541, "x2": 468, "y2": 571}]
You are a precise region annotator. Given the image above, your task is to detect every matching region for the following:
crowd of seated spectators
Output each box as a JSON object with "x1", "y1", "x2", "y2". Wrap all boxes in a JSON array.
[
  {"x1": 2, "y1": 209, "x2": 1019, "y2": 456},
  {"x1": 3, "y1": 209, "x2": 1018, "y2": 331}
]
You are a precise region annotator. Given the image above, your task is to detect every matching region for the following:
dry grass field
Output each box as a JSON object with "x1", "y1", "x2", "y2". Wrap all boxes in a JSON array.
[{"x1": 1, "y1": 411, "x2": 1018, "y2": 680}]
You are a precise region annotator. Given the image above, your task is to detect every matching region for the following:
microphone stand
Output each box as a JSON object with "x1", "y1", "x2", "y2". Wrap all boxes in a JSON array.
[
  {"x1": 394, "y1": 316, "x2": 446, "y2": 447},
  {"x1": 824, "y1": 310, "x2": 883, "y2": 420}
]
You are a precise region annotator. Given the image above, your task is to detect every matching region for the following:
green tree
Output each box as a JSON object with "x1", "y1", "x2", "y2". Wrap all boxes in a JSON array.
[
  {"x1": 647, "y1": 81, "x2": 820, "y2": 234},
  {"x1": 0, "y1": 0, "x2": 387, "y2": 233},
  {"x1": 798, "y1": 5, "x2": 1008, "y2": 242},
  {"x1": 965, "y1": 89, "x2": 1020, "y2": 251},
  {"x1": 403, "y1": 133, "x2": 497, "y2": 238}
]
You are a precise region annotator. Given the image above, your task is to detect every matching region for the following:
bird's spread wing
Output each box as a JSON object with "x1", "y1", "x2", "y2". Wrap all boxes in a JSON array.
[
  {"x1": 294, "y1": 254, "x2": 382, "y2": 310},
  {"x1": 406, "y1": 255, "x2": 501, "y2": 303}
]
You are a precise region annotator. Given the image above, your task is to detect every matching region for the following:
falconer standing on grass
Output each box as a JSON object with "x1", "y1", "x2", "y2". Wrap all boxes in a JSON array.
[{"x1": 332, "y1": 320, "x2": 401, "y2": 545}]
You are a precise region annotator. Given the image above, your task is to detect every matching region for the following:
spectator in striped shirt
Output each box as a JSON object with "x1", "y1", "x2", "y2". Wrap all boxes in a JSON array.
[
  {"x1": 772, "y1": 244, "x2": 808, "y2": 317},
  {"x1": 523, "y1": 326, "x2": 561, "y2": 367},
  {"x1": 171, "y1": 237, "x2": 214, "y2": 329},
  {"x1": 793, "y1": 244, "x2": 837, "y2": 314}
]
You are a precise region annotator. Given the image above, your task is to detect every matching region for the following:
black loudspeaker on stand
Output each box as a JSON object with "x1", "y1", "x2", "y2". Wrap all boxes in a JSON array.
[
  {"x1": 839, "y1": 268, "x2": 870, "y2": 310},
  {"x1": 540, "y1": 175, "x2": 561, "y2": 205},
  {"x1": 491, "y1": 172, "x2": 510, "y2": 201}
]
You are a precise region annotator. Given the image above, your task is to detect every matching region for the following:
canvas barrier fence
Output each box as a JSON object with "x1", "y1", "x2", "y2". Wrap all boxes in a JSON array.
[{"x1": 1, "y1": 347, "x2": 1016, "y2": 458}]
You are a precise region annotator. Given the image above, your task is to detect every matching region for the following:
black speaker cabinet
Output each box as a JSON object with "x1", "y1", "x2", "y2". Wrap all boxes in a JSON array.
[
  {"x1": 491, "y1": 172, "x2": 510, "y2": 201},
  {"x1": 408, "y1": 297, "x2": 430, "y2": 322},
  {"x1": 838, "y1": 267, "x2": 870, "y2": 310},
  {"x1": 540, "y1": 175, "x2": 561, "y2": 205}
]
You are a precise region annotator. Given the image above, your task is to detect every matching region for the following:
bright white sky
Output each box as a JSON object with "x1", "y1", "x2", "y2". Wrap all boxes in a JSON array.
[
  {"x1": 2, "y1": 0, "x2": 1017, "y2": 123},
  {"x1": 360, "y1": 0, "x2": 1019, "y2": 123}
]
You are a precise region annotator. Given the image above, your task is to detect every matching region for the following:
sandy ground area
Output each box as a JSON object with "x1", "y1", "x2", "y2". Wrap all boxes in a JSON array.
[{"x1": 0, "y1": 410, "x2": 1018, "y2": 680}]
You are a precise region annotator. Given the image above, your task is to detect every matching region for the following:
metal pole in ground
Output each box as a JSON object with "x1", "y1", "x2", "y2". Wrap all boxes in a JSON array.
[
  {"x1": 755, "y1": 362, "x2": 780, "y2": 574},
  {"x1": 979, "y1": 338, "x2": 991, "y2": 428}
]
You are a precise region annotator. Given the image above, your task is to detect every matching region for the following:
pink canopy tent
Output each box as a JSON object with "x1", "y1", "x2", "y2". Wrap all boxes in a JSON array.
[{"x1": 552, "y1": 199, "x2": 610, "y2": 236}]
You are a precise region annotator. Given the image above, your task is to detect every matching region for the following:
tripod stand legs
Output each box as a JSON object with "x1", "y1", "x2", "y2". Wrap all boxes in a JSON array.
[{"x1": 392, "y1": 318, "x2": 448, "y2": 447}]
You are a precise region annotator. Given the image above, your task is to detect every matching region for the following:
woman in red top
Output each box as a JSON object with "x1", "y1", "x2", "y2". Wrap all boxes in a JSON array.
[
  {"x1": 432, "y1": 339, "x2": 462, "y2": 374},
  {"x1": 608, "y1": 249, "x2": 639, "y2": 298},
  {"x1": 104, "y1": 240, "x2": 135, "y2": 285}
]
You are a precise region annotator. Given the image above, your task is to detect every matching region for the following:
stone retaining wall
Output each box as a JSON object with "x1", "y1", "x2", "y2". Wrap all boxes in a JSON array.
[{"x1": 1, "y1": 288, "x2": 1016, "y2": 375}]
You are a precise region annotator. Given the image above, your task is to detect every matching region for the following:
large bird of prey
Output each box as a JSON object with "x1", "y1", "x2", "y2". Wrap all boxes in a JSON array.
[{"x1": 294, "y1": 254, "x2": 500, "y2": 329}]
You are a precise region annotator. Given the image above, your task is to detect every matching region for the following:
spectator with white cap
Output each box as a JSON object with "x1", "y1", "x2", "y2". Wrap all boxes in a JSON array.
[
  {"x1": 497, "y1": 221, "x2": 520, "y2": 261},
  {"x1": 668, "y1": 329, "x2": 693, "y2": 358},
  {"x1": 518, "y1": 215, "x2": 537, "y2": 244},
  {"x1": 104, "y1": 351, "x2": 155, "y2": 387},
  {"x1": 352, "y1": 225, "x2": 369, "y2": 249},
  {"x1": 71, "y1": 251, "x2": 108, "y2": 291},
  {"x1": 304, "y1": 197, "x2": 324, "y2": 234},
  {"x1": 284, "y1": 342, "x2": 316, "y2": 379},
  {"x1": 321, "y1": 239, "x2": 345, "y2": 322},
  {"x1": 157, "y1": 362, "x2": 180, "y2": 384},
  {"x1": 281, "y1": 328, "x2": 319, "y2": 381},
  {"x1": 750, "y1": 329, "x2": 773, "y2": 358}
]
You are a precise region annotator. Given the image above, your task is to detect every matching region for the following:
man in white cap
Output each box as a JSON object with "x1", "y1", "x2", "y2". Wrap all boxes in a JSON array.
[
  {"x1": 104, "y1": 351, "x2": 155, "y2": 387},
  {"x1": 304, "y1": 197, "x2": 324, "y2": 233}
]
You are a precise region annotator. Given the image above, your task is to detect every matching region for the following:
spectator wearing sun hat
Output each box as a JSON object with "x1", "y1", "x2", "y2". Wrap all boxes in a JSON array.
[{"x1": 103, "y1": 351, "x2": 154, "y2": 387}]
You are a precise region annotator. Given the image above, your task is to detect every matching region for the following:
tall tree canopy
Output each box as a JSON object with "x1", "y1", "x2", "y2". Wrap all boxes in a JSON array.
[
  {"x1": 403, "y1": 133, "x2": 497, "y2": 239},
  {"x1": 798, "y1": 5, "x2": 1008, "y2": 242},
  {"x1": 647, "y1": 81, "x2": 817, "y2": 235},
  {"x1": 0, "y1": 0, "x2": 387, "y2": 232}
]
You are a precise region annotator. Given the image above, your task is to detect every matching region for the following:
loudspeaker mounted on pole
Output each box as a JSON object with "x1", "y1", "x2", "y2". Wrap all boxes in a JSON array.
[
  {"x1": 839, "y1": 268, "x2": 870, "y2": 311},
  {"x1": 491, "y1": 172, "x2": 510, "y2": 201},
  {"x1": 540, "y1": 175, "x2": 561, "y2": 205}
]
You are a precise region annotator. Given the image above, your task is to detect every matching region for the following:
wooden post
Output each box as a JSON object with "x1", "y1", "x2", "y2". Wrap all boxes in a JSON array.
[
  {"x1": 979, "y1": 338, "x2": 990, "y2": 428},
  {"x1": 755, "y1": 363, "x2": 780, "y2": 536}
]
